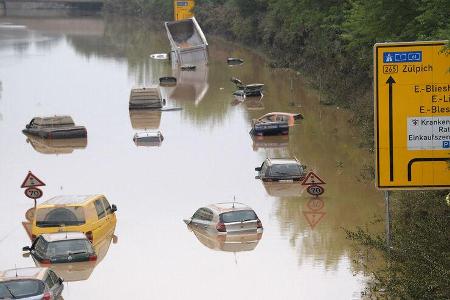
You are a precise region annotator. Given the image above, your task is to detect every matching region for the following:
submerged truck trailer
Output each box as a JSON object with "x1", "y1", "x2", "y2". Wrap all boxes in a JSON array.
[{"x1": 165, "y1": 17, "x2": 208, "y2": 67}]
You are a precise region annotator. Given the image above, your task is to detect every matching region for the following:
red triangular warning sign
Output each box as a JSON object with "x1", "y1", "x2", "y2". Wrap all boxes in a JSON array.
[
  {"x1": 303, "y1": 211, "x2": 326, "y2": 229},
  {"x1": 21, "y1": 171, "x2": 46, "y2": 188},
  {"x1": 301, "y1": 171, "x2": 326, "y2": 185}
]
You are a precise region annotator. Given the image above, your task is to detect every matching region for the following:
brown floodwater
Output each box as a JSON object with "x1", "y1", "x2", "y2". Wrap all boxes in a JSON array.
[{"x1": 0, "y1": 15, "x2": 384, "y2": 299}]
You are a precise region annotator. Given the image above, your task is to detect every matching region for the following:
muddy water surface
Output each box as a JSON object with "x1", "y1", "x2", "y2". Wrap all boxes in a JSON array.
[{"x1": 0, "y1": 16, "x2": 383, "y2": 299}]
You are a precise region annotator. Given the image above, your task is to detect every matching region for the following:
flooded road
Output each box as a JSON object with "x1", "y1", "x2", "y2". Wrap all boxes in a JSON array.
[{"x1": 0, "y1": 16, "x2": 384, "y2": 299}]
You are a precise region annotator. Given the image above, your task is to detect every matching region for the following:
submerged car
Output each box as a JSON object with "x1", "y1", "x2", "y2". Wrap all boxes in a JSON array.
[
  {"x1": 231, "y1": 77, "x2": 264, "y2": 97},
  {"x1": 31, "y1": 194, "x2": 117, "y2": 246},
  {"x1": 23, "y1": 232, "x2": 97, "y2": 264},
  {"x1": 250, "y1": 112, "x2": 303, "y2": 136},
  {"x1": 29, "y1": 232, "x2": 116, "y2": 283},
  {"x1": 0, "y1": 267, "x2": 63, "y2": 300},
  {"x1": 22, "y1": 116, "x2": 87, "y2": 139},
  {"x1": 129, "y1": 86, "x2": 166, "y2": 109},
  {"x1": 254, "y1": 112, "x2": 304, "y2": 126},
  {"x1": 133, "y1": 131, "x2": 164, "y2": 147},
  {"x1": 250, "y1": 119, "x2": 289, "y2": 136},
  {"x1": 184, "y1": 202, "x2": 263, "y2": 234},
  {"x1": 255, "y1": 158, "x2": 307, "y2": 182}
]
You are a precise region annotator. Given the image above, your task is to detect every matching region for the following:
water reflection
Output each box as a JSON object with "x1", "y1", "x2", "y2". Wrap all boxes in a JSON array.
[
  {"x1": 0, "y1": 20, "x2": 62, "y2": 51},
  {"x1": 25, "y1": 136, "x2": 87, "y2": 155},
  {"x1": 187, "y1": 225, "x2": 262, "y2": 253},
  {"x1": 262, "y1": 182, "x2": 304, "y2": 197},
  {"x1": 252, "y1": 135, "x2": 289, "y2": 152},
  {"x1": 303, "y1": 198, "x2": 326, "y2": 229},
  {"x1": 168, "y1": 65, "x2": 209, "y2": 105},
  {"x1": 129, "y1": 109, "x2": 162, "y2": 130}
]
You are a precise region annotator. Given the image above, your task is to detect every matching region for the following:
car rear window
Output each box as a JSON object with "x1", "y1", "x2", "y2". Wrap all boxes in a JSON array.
[
  {"x1": 47, "y1": 239, "x2": 94, "y2": 257},
  {"x1": 35, "y1": 206, "x2": 85, "y2": 227},
  {"x1": 0, "y1": 280, "x2": 44, "y2": 298},
  {"x1": 270, "y1": 164, "x2": 302, "y2": 176},
  {"x1": 220, "y1": 210, "x2": 258, "y2": 223}
]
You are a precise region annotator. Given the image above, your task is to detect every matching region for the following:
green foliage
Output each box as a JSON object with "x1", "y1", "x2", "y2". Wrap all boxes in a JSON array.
[
  {"x1": 347, "y1": 191, "x2": 450, "y2": 299},
  {"x1": 103, "y1": 0, "x2": 172, "y2": 19}
]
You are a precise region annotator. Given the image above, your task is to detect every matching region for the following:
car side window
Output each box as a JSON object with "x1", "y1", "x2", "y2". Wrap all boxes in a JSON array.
[
  {"x1": 94, "y1": 200, "x2": 106, "y2": 219},
  {"x1": 193, "y1": 208, "x2": 213, "y2": 221},
  {"x1": 34, "y1": 237, "x2": 47, "y2": 255},
  {"x1": 192, "y1": 209, "x2": 202, "y2": 220},
  {"x1": 48, "y1": 270, "x2": 59, "y2": 285},
  {"x1": 261, "y1": 162, "x2": 269, "y2": 176},
  {"x1": 204, "y1": 209, "x2": 214, "y2": 221},
  {"x1": 45, "y1": 275, "x2": 54, "y2": 289},
  {"x1": 101, "y1": 198, "x2": 112, "y2": 215}
]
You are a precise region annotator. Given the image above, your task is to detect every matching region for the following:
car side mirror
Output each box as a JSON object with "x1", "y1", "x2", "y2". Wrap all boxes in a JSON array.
[
  {"x1": 255, "y1": 167, "x2": 262, "y2": 171},
  {"x1": 22, "y1": 246, "x2": 31, "y2": 252},
  {"x1": 58, "y1": 278, "x2": 64, "y2": 284},
  {"x1": 111, "y1": 204, "x2": 117, "y2": 213}
]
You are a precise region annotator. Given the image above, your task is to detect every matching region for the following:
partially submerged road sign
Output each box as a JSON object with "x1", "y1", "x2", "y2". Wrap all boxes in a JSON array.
[
  {"x1": 21, "y1": 171, "x2": 46, "y2": 188},
  {"x1": 301, "y1": 171, "x2": 326, "y2": 185},
  {"x1": 24, "y1": 187, "x2": 43, "y2": 200},
  {"x1": 374, "y1": 41, "x2": 450, "y2": 189}
]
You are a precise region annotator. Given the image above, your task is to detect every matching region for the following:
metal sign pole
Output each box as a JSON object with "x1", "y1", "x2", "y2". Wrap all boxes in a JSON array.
[{"x1": 384, "y1": 191, "x2": 391, "y2": 248}]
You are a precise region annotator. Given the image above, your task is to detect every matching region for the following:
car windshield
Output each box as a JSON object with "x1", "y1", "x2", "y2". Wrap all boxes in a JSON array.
[
  {"x1": 220, "y1": 210, "x2": 257, "y2": 223},
  {"x1": 35, "y1": 207, "x2": 85, "y2": 227},
  {"x1": 0, "y1": 280, "x2": 44, "y2": 299},
  {"x1": 270, "y1": 164, "x2": 301, "y2": 176},
  {"x1": 47, "y1": 239, "x2": 93, "y2": 257}
]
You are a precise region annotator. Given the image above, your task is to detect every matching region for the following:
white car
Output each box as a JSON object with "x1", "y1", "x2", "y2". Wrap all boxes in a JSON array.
[
  {"x1": 184, "y1": 202, "x2": 263, "y2": 234},
  {"x1": 0, "y1": 267, "x2": 63, "y2": 299}
]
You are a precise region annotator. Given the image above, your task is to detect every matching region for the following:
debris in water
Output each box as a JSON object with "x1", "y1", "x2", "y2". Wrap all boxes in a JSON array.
[
  {"x1": 227, "y1": 57, "x2": 244, "y2": 66},
  {"x1": 159, "y1": 76, "x2": 177, "y2": 87},
  {"x1": 150, "y1": 53, "x2": 168, "y2": 60}
]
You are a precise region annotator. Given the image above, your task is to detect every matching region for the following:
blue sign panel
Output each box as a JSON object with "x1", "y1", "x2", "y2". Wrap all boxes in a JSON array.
[
  {"x1": 383, "y1": 51, "x2": 422, "y2": 63},
  {"x1": 177, "y1": 1, "x2": 188, "y2": 6},
  {"x1": 443, "y1": 141, "x2": 450, "y2": 149}
]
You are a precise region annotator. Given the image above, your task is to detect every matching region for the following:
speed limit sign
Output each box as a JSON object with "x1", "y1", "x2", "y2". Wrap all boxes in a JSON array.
[
  {"x1": 24, "y1": 187, "x2": 43, "y2": 199},
  {"x1": 307, "y1": 185, "x2": 324, "y2": 197}
]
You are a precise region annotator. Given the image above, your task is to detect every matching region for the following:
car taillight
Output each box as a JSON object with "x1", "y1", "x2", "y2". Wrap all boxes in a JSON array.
[
  {"x1": 86, "y1": 231, "x2": 93, "y2": 243},
  {"x1": 216, "y1": 222, "x2": 226, "y2": 232},
  {"x1": 257, "y1": 219, "x2": 263, "y2": 229},
  {"x1": 42, "y1": 291, "x2": 51, "y2": 300},
  {"x1": 40, "y1": 259, "x2": 51, "y2": 265},
  {"x1": 88, "y1": 254, "x2": 97, "y2": 261}
]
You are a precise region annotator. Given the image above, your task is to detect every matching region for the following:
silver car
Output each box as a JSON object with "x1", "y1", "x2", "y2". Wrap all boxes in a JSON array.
[
  {"x1": 184, "y1": 202, "x2": 263, "y2": 234},
  {"x1": 255, "y1": 158, "x2": 307, "y2": 182},
  {"x1": 0, "y1": 267, "x2": 63, "y2": 299}
]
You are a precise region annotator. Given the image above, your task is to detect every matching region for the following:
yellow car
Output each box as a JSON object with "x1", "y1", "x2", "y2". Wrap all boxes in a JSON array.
[{"x1": 31, "y1": 195, "x2": 117, "y2": 246}]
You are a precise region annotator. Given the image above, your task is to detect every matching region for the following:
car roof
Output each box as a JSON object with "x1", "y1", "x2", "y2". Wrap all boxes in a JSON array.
[
  {"x1": 207, "y1": 202, "x2": 253, "y2": 214},
  {"x1": 134, "y1": 131, "x2": 162, "y2": 138},
  {"x1": 39, "y1": 194, "x2": 100, "y2": 206},
  {"x1": 266, "y1": 158, "x2": 300, "y2": 165},
  {"x1": 261, "y1": 112, "x2": 294, "y2": 117},
  {"x1": 41, "y1": 232, "x2": 88, "y2": 242},
  {"x1": 31, "y1": 116, "x2": 75, "y2": 126},
  {"x1": 0, "y1": 267, "x2": 47, "y2": 281}
]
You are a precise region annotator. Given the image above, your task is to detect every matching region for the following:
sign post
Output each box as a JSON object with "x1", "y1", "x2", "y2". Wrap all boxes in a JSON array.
[
  {"x1": 21, "y1": 171, "x2": 45, "y2": 208},
  {"x1": 374, "y1": 41, "x2": 450, "y2": 189}
]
